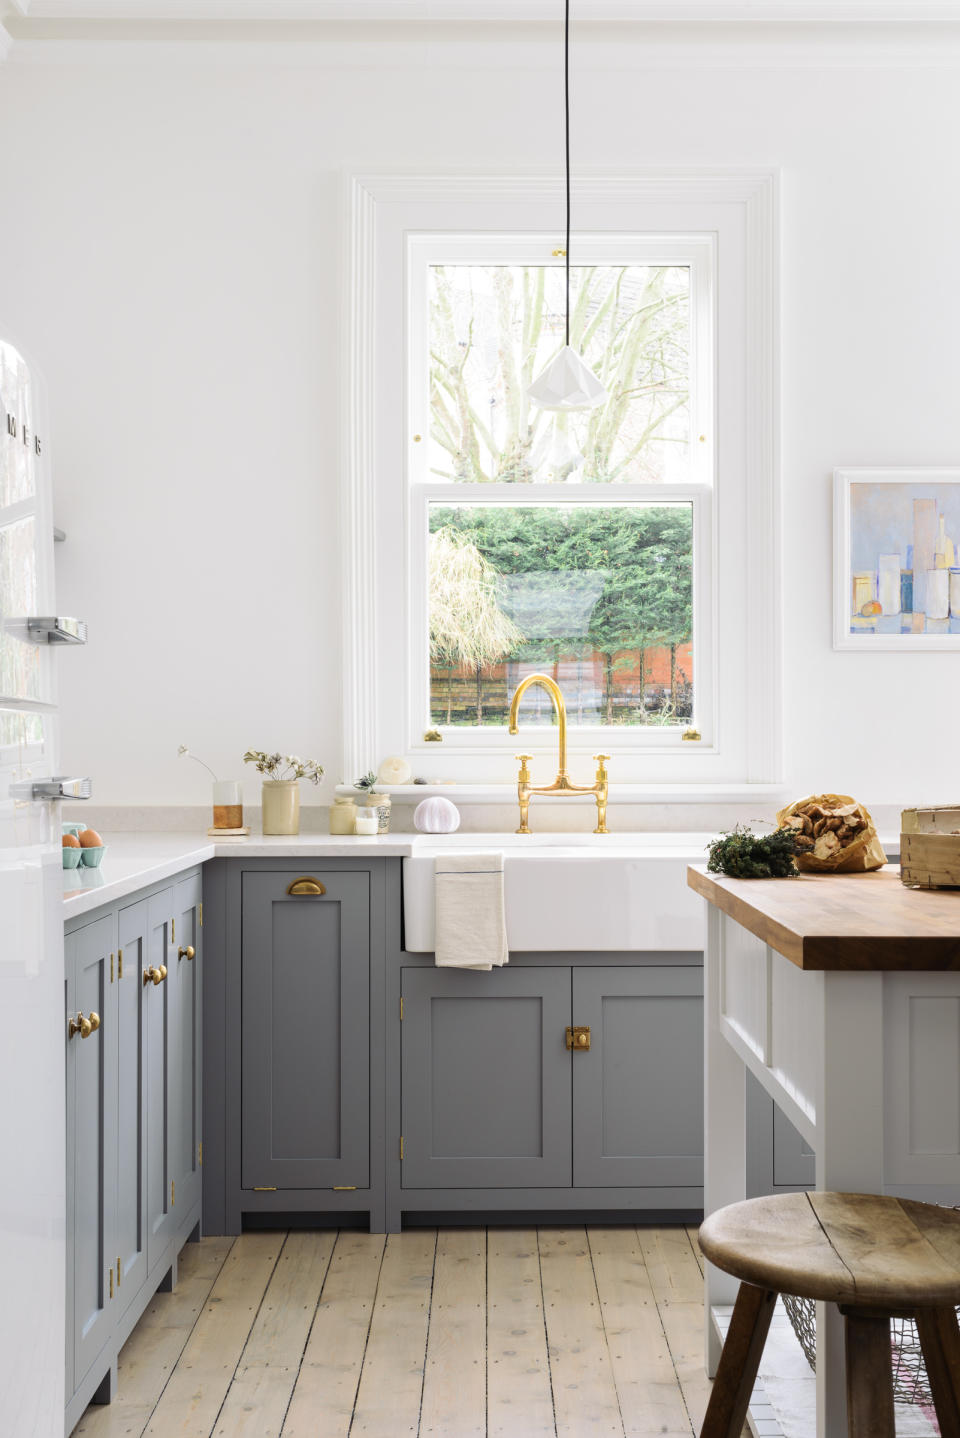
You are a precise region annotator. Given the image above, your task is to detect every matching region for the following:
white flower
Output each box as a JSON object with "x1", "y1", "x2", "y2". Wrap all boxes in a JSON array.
[{"x1": 177, "y1": 745, "x2": 189, "y2": 757}]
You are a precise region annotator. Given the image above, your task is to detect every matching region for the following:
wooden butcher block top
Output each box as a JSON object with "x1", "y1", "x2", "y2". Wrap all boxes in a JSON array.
[{"x1": 687, "y1": 864, "x2": 960, "y2": 971}]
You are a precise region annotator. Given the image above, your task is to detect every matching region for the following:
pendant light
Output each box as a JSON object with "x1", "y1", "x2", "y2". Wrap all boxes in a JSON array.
[{"x1": 528, "y1": 0, "x2": 607, "y2": 412}]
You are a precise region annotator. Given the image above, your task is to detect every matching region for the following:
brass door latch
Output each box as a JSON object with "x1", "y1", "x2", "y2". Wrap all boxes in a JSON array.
[{"x1": 566, "y1": 1026, "x2": 591, "y2": 1051}]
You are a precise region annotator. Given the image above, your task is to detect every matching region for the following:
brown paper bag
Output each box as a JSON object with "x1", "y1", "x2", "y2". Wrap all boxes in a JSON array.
[{"x1": 776, "y1": 793, "x2": 887, "y2": 874}]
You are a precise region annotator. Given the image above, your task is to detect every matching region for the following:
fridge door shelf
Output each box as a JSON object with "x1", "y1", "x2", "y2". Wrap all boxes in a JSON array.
[{"x1": 22, "y1": 616, "x2": 87, "y2": 645}]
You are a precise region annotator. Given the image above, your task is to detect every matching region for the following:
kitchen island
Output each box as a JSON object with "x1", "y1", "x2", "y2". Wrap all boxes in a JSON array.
[{"x1": 689, "y1": 863, "x2": 960, "y2": 1438}]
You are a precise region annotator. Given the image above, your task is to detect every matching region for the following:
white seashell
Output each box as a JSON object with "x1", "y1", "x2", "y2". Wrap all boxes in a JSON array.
[
  {"x1": 377, "y1": 755, "x2": 412, "y2": 785},
  {"x1": 414, "y1": 797, "x2": 461, "y2": 834}
]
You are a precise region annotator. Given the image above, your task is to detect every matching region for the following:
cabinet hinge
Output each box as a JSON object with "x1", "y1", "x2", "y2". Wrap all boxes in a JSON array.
[
  {"x1": 171, "y1": 917, "x2": 176, "y2": 944},
  {"x1": 118, "y1": 948, "x2": 123, "y2": 979},
  {"x1": 110, "y1": 953, "x2": 114, "y2": 984},
  {"x1": 108, "y1": 1269, "x2": 113, "y2": 1300},
  {"x1": 117, "y1": 1258, "x2": 121, "y2": 1287},
  {"x1": 198, "y1": 1141, "x2": 202, "y2": 1167},
  {"x1": 332, "y1": 1186, "x2": 357, "y2": 1191},
  {"x1": 399, "y1": 1136, "x2": 404, "y2": 1160},
  {"x1": 400, "y1": 997, "x2": 404, "y2": 1019},
  {"x1": 171, "y1": 1180, "x2": 175, "y2": 1207},
  {"x1": 198, "y1": 902, "x2": 203, "y2": 928},
  {"x1": 253, "y1": 1186, "x2": 278, "y2": 1192}
]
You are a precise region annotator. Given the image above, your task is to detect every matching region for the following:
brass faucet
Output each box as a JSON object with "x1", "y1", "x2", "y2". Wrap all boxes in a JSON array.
[{"x1": 507, "y1": 673, "x2": 610, "y2": 835}]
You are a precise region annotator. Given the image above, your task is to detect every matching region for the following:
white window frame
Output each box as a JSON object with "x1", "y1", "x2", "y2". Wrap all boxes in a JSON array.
[{"x1": 342, "y1": 172, "x2": 781, "y2": 794}]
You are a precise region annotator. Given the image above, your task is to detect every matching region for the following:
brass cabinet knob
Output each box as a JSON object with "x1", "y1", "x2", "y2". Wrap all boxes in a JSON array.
[
  {"x1": 69, "y1": 1010, "x2": 101, "y2": 1039},
  {"x1": 157, "y1": 965, "x2": 167, "y2": 981},
  {"x1": 178, "y1": 945, "x2": 195, "y2": 961},
  {"x1": 142, "y1": 966, "x2": 166, "y2": 986}
]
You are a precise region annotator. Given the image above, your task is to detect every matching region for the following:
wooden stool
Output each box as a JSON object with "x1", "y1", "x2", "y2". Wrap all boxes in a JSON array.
[{"x1": 698, "y1": 1191, "x2": 960, "y2": 1438}]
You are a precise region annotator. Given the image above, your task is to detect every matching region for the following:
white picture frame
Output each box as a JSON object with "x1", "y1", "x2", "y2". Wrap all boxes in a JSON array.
[{"x1": 834, "y1": 467, "x2": 960, "y2": 650}]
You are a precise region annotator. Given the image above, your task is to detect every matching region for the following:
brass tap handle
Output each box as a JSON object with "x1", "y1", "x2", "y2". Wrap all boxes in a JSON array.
[
  {"x1": 593, "y1": 753, "x2": 611, "y2": 773},
  {"x1": 515, "y1": 753, "x2": 533, "y2": 780},
  {"x1": 178, "y1": 945, "x2": 195, "y2": 961}
]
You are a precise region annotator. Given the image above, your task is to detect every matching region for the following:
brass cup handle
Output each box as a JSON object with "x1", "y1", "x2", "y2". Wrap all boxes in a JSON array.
[
  {"x1": 286, "y1": 877, "x2": 326, "y2": 896},
  {"x1": 68, "y1": 1010, "x2": 101, "y2": 1039},
  {"x1": 178, "y1": 945, "x2": 195, "y2": 961},
  {"x1": 142, "y1": 965, "x2": 167, "y2": 986}
]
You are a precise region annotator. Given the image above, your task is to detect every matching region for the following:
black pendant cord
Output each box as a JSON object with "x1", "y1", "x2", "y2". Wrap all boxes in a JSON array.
[{"x1": 564, "y1": 0, "x2": 571, "y2": 348}]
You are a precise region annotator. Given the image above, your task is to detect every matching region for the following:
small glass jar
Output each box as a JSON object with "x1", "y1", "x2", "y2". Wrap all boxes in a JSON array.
[
  {"x1": 368, "y1": 792, "x2": 392, "y2": 834},
  {"x1": 329, "y1": 796, "x2": 357, "y2": 835},
  {"x1": 212, "y1": 779, "x2": 243, "y2": 831},
  {"x1": 354, "y1": 805, "x2": 379, "y2": 836}
]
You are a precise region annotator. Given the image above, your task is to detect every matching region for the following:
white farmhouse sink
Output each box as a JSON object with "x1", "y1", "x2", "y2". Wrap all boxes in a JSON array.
[{"x1": 402, "y1": 831, "x2": 714, "y2": 953}]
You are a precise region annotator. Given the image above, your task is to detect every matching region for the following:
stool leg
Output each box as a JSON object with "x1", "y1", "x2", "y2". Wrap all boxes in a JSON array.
[
  {"x1": 915, "y1": 1307, "x2": 960, "y2": 1437},
  {"x1": 842, "y1": 1309, "x2": 895, "y2": 1438},
  {"x1": 699, "y1": 1283, "x2": 777, "y2": 1438}
]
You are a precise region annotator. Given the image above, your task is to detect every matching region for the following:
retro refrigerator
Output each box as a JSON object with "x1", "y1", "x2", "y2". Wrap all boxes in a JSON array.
[{"x1": 0, "y1": 333, "x2": 88, "y2": 1435}]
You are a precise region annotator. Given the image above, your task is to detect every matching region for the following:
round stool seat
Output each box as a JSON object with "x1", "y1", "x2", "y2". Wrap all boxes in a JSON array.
[{"x1": 700, "y1": 1190, "x2": 960, "y2": 1308}]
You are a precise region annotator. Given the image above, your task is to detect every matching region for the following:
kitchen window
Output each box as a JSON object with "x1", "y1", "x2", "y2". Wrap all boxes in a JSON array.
[{"x1": 345, "y1": 176, "x2": 779, "y2": 791}]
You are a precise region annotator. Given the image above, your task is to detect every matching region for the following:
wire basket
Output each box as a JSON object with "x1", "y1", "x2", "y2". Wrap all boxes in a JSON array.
[{"x1": 782, "y1": 1293, "x2": 949, "y2": 1407}]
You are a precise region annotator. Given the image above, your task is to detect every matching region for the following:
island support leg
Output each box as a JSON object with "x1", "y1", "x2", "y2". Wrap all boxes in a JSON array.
[
  {"x1": 816, "y1": 971, "x2": 885, "y2": 1438},
  {"x1": 704, "y1": 905, "x2": 747, "y2": 1375}
]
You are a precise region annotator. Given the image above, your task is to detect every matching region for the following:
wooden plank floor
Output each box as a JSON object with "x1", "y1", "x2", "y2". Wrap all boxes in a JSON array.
[{"x1": 75, "y1": 1226, "x2": 723, "y2": 1438}]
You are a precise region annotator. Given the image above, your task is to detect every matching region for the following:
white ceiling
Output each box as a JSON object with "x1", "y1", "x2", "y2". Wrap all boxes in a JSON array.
[{"x1": 7, "y1": 1, "x2": 960, "y2": 20}]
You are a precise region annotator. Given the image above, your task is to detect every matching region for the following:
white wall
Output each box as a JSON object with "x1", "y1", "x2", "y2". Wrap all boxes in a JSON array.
[{"x1": 1, "y1": 27, "x2": 958, "y2": 811}]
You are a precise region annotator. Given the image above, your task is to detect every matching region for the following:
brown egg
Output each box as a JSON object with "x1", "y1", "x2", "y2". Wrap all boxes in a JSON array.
[
  {"x1": 78, "y1": 828, "x2": 103, "y2": 848},
  {"x1": 62, "y1": 833, "x2": 81, "y2": 848}
]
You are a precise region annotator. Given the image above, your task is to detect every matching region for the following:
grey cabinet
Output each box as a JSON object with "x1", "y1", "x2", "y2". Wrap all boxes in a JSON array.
[
  {"x1": 398, "y1": 960, "x2": 703, "y2": 1206},
  {"x1": 400, "y1": 966, "x2": 572, "y2": 1189},
  {"x1": 572, "y1": 966, "x2": 703, "y2": 1188},
  {"x1": 240, "y1": 869, "x2": 370, "y2": 1191},
  {"x1": 745, "y1": 1069, "x2": 815, "y2": 1196},
  {"x1": 65, "y1": 869, "x2": 204, "y2": 1435},
  {"x1": 65, "y1": 914, "x2": 117, "y2": 1393}
]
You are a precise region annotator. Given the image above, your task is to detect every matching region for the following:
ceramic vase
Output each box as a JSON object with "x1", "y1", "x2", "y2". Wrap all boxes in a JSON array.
[{"x1": 261, "y1": 779, "x2": 300, "y2": 835}]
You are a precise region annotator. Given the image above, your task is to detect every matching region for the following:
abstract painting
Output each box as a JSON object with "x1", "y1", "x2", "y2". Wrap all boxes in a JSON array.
[{"x1": 834, "y1": 468, "x2": 960, "y2": 649}]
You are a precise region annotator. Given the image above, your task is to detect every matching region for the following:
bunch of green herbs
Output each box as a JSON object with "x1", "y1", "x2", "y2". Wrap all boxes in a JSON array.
[{"x1": 706, "y1": 825, "x2": 799, "y2": 879}]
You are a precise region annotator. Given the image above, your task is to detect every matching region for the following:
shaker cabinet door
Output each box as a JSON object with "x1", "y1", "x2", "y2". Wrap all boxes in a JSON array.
[
  {"x1": 241, "y1": 870, "x2": 370, "y2": 1190},
  {"x1": 116, "y1": 899, "x2": 148, "y2": 1312},
  {"x1": 67, "y1": 914, "x2": 118, "y2": 1386},
  {"x1": 171, "y1": 873, "x2": 202, "y2": 1219},
  {"x1": 400, "y1": 966, "x2": 572, "y2": 1189},
  {"x1": 144, "y1": 890, "x2": 176, "y2": 1268},
  {"x1": 572, "y1": 966, "x2": 703, "y2": 1188}
]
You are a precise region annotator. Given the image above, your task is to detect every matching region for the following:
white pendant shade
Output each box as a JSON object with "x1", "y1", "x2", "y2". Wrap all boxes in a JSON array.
[{"x1": 528, "y1": 345, "x2": 607, "y2": 411}]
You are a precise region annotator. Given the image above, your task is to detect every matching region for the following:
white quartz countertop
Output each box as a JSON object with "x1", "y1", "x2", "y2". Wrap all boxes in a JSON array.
[{"x1": 61, "y1": 831, "x2": 418, "y2": 919}]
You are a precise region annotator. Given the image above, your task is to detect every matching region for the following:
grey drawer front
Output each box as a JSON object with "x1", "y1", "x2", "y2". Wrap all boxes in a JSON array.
[
  {"x1": 241, "y1": 870, "x2": 370, "y2": 1189},
  {"x1": 572, "y1": 966, "x2": 703, "y2": 1188},
  {"x1": 401, "y1": 966, "x2": 572, "y2": 1189}
]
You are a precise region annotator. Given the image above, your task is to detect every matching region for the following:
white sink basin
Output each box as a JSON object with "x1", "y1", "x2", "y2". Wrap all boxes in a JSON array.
[{"x1": 402, "y1": 831, "x2": 714, "y2": 953}]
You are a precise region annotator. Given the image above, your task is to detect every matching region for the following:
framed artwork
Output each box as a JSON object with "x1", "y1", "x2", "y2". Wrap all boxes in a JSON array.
[{"x1": 834, "y1": 467, "x2": 960, "y2": 650}]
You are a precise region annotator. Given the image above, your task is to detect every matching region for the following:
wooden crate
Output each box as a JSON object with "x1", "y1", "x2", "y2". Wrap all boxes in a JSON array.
[{"x1": 901, "y1": 806, "x2": 960, "y2": 889}]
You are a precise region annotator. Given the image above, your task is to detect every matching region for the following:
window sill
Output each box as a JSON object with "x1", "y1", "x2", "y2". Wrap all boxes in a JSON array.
[{"x1": 335, "y1": 782, "x2": 789, "y2": 806}]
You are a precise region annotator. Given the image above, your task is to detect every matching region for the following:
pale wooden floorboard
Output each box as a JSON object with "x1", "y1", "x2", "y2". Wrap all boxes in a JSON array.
[
  {"x1": 281, "y1": 1232, "x2": 386, "y2": 1438},
  {"x1": 588, "y1": 1227, "x2": 693, "y2": 1438},
  {"x1": 419, "y1": 1229, "x2": 487, "y2": 1438},
  {"x1": 348, "y1": 1230, "x2": 437, "y2": 1437},
  {"x1": 142, "y1": 1232, "x2": 283, "y2": 1438},
  {"x1": 539, "y1": 1228, "x2": 625, "y2": 1438},
  {"x1": 486, "y1": 1228, "x2": 555, "y2": 1438},
  {"x1": 213, "y1": 1231, "x2": 337, "y2": 1437},
  {"x1": 75, "y1": 1225, "x2": 717, "y2": 1438}
]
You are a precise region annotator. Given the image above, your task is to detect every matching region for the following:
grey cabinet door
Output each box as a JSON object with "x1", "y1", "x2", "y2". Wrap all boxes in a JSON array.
[
  {"x1": 572, "y1": 966, "x2": 703, "y2": 1188},
  {"x1": 145, "y1": 889, "x2": 176, "y2": 1268},
  {"x1": 116, "y1": 899, "x2": 148, "y2": 1312},
  {"x1": 401, "y1": 966, "x2": 572, "y2": 1189},
  {"x1": 241, "y1": 870, "x2": 370, "y2": 1190},
  {"x1": 68, "y1": 914, "x2": 118, "y2": 1385},
  {"x1": 171, "y1": 874, "x2": 202, "y2": 1218}
]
